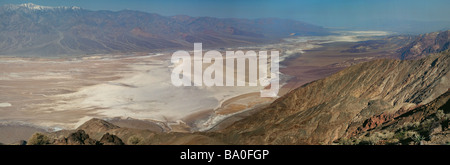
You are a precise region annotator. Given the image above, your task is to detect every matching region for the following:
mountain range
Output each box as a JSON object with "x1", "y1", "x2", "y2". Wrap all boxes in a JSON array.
[{"x1": 0, "y1": 3, "x2": 330, "y2": 56}]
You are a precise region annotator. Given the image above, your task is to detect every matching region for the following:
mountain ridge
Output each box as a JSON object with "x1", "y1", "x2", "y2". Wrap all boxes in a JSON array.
[
  {"x1": 0, "y1": 3, "x2": 330, "y2": 56},
  {"x1": 1, "y1": 3, "x2": 81, "y2": 11},
  {"x1": 398, "y1": 30, "x2": 450, "y2": 60},
  {"x1": 218, "y1": 51, "x2": 449, "y2": 144}
]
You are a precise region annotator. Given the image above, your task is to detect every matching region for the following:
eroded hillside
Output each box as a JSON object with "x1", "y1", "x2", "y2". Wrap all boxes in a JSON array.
[{"x1": 217, "y1": 51, "x2": 449, "y2": 144}]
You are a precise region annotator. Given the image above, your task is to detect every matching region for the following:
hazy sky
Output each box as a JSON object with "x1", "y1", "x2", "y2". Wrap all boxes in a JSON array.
[{"x1": 2, "y1": 0, "x2": 450, "y2": 30}]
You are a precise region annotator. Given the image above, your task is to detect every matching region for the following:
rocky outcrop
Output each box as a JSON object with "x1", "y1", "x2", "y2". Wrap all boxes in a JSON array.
[
  {"x1": 382, "y1": 89, "x2": 449, "y2": 132},
  {"x1": 67, "y1": 130, "x2": 98, "y2": 145},
  {"x1": 342, "y1": 90, "x2": 449, "y2": 145},
  {"x1": 49, "y1": 130, "x2": 125, "y2": 145},
  {"x1": 99, "y1": 133, "x2": 124, "y2": 145},
  {"x1": 349, "y1": 106, "x2": 414, "y2": 136},
  {"x1": 54, "y1": 130, "x2": 99, "y2": 145}
]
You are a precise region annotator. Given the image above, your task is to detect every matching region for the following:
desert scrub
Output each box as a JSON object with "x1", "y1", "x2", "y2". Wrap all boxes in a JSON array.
[
  {"x1": 355, "y1": 131, "x2": 395, "y2": 145},
  {"x1": 412, "y1": 134, "x2": 425, "y2": 144},
  {"x1": 398, "y1": 122, "x2": 420, "y2": 132},
  {"x1": 374, "y1": 131, "x2": 394, "y2": 139},
  {"x1": 436, "y1": 110, "x2": 450, "y2": 129},
  {"x1": 357, "y1": 135, "x2": 380, "y2": 145},
  {"x1": 436, "y1": 110, "x2": 445, "y2": 120},
  {"x1": 337, "y1": 137, "x2": 354, "y2": 145},
  {"x1": 394, "y1": 130, "x2": 424, "y2": 145},
  {"x1": 28, "y1": 133, "x2": 51, "y2": 145},
  {"x1": 384, "y1": 138, "x2": 400, "y2": 145},
  {"x1": 127, "y1": 135, "x2": 142, "y2": 145}
]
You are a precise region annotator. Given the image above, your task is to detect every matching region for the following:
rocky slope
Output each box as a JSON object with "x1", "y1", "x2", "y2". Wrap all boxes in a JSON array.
[
  {"x1": 216, "y1": 51, "x2": 449, "y2": 144},
  {"x1": 340, "y1": 90, "x2": 449, "y2": 145},
  {"x1": 398, "y1": 30, "x2": 450, "y2": 60}
]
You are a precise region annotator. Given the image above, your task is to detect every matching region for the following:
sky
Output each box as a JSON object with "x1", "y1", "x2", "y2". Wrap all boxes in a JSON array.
[{"x1": 1, "y1": 0, "x2": 450, "y2": 31}]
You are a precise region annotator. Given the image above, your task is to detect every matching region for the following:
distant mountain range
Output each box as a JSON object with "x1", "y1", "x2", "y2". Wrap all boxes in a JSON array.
[
  {"x1": 0, "y1": 3, "x2": 330, "y2": 56},
  {"x1": 341, "y1": 30, "x2": 450, "y2": 60}
]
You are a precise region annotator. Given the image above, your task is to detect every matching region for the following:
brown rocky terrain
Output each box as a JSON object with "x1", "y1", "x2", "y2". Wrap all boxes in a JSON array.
[
  {"x1": 340, "y1": 89, "x2": 449, "y2": 145},
  {"x1": 216, "y1": 51, "x2": 449, "y2": 144}
]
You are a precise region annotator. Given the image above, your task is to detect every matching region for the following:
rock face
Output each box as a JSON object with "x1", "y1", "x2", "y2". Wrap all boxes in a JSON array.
[
  {"x1": 398, "y1": 30, "x2": 450, "y2": 60},
  {"x1": 219, "y1": 51, "x2": 449, "y2": 144}
]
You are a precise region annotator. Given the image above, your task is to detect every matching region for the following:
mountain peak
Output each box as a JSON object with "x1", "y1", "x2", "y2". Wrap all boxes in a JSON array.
[
  {"x1": 77, "y1": 118, "x2": 120, "y2": 132},
  {"x1": 19, "y1": 3, "x2": 53, "y2": 10},
  {"x1": 3, "y1": 3, "x2": 81, "y2": 11}
]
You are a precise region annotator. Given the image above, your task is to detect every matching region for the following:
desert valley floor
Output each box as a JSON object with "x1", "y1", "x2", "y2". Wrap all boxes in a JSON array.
[{"x1": 0, "y1": 31, "x2": 409, "y2": 144}]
